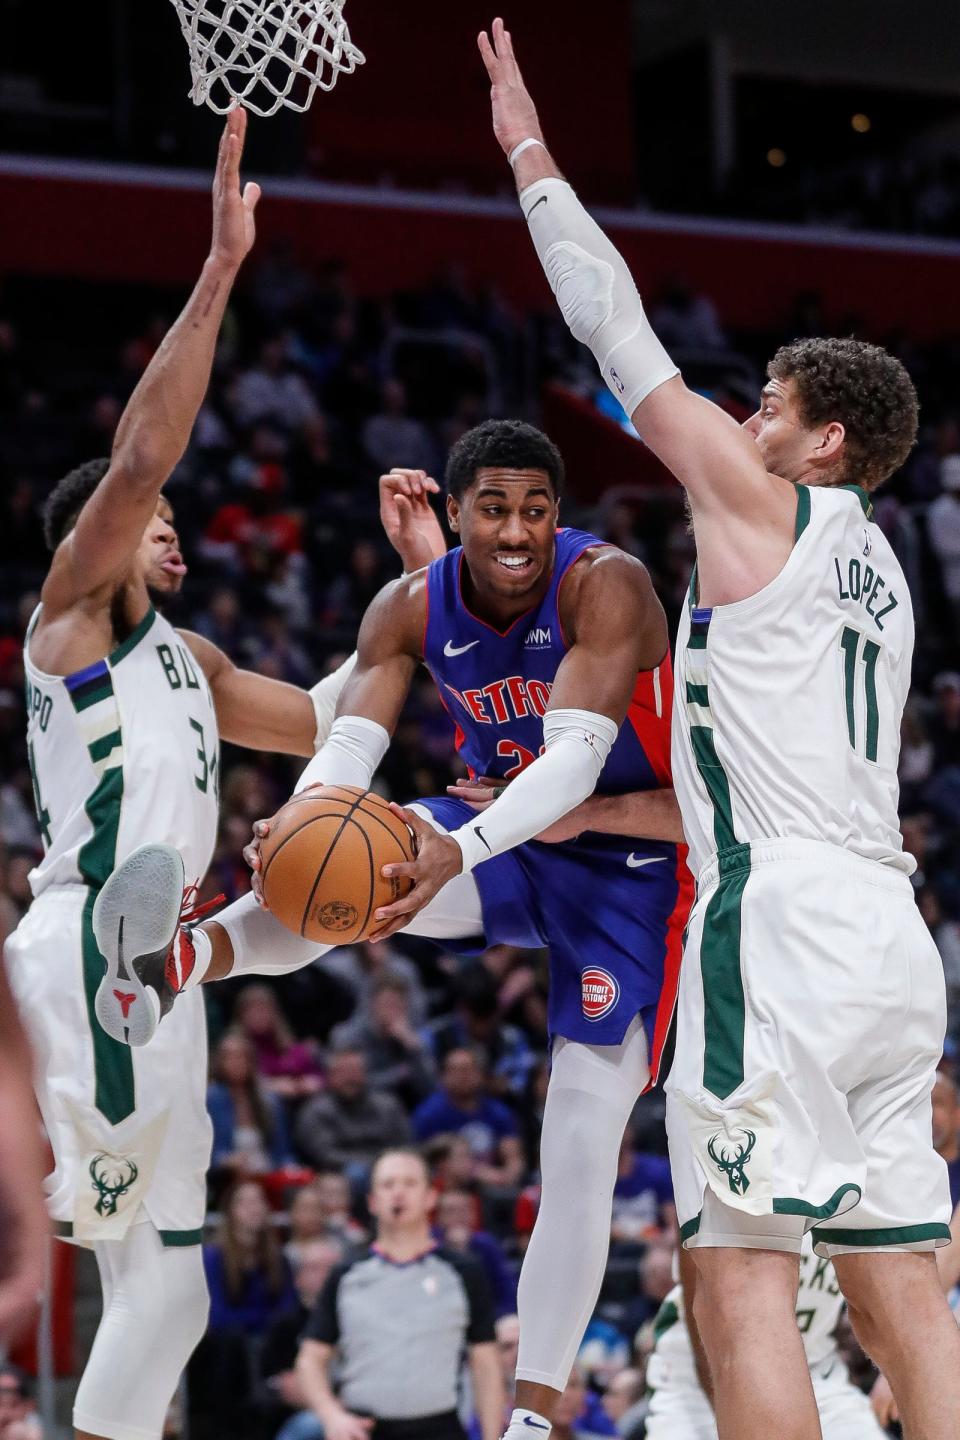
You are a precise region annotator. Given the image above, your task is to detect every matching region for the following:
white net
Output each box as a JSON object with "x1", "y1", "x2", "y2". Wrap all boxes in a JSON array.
[{"x1": 169, "y1": 0, "x2": 365, "y2": 117}]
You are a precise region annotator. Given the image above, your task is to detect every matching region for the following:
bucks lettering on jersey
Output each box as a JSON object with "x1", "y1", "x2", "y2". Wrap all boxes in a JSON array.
[
  {"x1": 25, "y1": 607, "x2": 219, "y2": 896},
  {"x1": 648, "y1": 1233, "x2": 844, "y2": 1395},
  {"x1": 672, "y1": 486, "x2": 913, "y2": 877}
]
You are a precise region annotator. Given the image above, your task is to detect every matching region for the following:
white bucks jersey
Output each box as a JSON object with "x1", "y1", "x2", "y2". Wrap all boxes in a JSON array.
[
  {"x1": 648, "y1": 1234, "x2": 844, "y2": 1389},
  {"x1": 673, "y1": 485, "x2": 913, "y2": 878},
  {"x1": 25, "y1": 607, "x2": 219, "y2": 896}
]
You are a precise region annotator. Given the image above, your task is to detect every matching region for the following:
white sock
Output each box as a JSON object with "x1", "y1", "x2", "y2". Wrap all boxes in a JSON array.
[
  {"x1": 503, "y1": 1409, "x2": 551, "y2": 1437},
  {"x1": 177, "y1": 925, "x2": 212, "y2": 992}
]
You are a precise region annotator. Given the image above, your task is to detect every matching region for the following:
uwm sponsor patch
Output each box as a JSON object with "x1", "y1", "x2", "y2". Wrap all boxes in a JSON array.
[{"x1": 581, "y1": 966, "x2": 619, "y2": 1021}]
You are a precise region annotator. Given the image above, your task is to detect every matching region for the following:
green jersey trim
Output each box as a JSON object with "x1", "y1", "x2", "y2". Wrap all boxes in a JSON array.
[
  {"x1": 812, "y1": 1221, "x2": 951, "y2": 1248},
  {"x1": 773, "y1": 1184, "x2": 862, "y2": 1220},
  {"x1": 794, "y1": 484, "x2": 811, "y2": 539},
  {"x1": 109, "y1": 607, "x2": 157, "y2": 665},
  {"x1": 158, "y1": 1228, "x2": 204, "y2": 1248},
  {"x1": 82, "y1": 888, "x2": 135, "y2": 1124},
  {"x1": 651, "y1": 1297, "x2": 681, "y2": 1346},
  {"x1": 839, "y1": 485, "x2": 874, "y2": 520},
  {"x1": 679, "y1": 1214, "x2": 701, "y2": 1243},
  {"x1": 700, "y1": 845, "x2": 751, "y2": 1098}
]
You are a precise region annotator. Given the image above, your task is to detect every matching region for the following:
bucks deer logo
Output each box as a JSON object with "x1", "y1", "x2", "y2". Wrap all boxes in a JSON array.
[
  {"x1": 707, "y1": 1129, "x2": 756, "y2": 1196},
  {"x1": 89, "y1": 1153, "x2": 139, "y2": 1217}
]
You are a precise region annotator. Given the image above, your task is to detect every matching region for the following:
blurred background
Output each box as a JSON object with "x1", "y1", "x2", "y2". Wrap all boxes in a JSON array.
[{"x1": 1, "y1": 1, "x2": 960, "y2": 1436}]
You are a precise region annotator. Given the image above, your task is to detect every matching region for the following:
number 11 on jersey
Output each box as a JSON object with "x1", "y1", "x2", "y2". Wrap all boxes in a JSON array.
[{"x1": 840, "y1": 625, "x2": 880, "y2": 763}]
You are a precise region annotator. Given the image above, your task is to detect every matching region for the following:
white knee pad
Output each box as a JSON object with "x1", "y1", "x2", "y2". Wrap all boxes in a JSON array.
[
  {"x1": 75, "y1": 1221, "x2": 208, "y2": 1440},
  {"x1": 217, "y1": 890, "x2": 328, "y2": 976}
]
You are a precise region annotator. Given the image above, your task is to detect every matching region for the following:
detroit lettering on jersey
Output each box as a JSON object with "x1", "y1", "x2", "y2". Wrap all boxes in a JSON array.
[{"x1": 423, "y1": 527, "x2": 673, "y2": 799}]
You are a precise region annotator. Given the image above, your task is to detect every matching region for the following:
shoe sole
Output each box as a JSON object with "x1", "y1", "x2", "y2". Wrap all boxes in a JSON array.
[{"x1": 91, "y1": 844, "x2": 185, "y2": 1046}]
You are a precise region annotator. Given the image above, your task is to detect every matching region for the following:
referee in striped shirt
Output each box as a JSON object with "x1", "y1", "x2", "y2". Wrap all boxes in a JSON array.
[{"x1": 297, "y1": 1148, "x2": 505, "y2": 1440}]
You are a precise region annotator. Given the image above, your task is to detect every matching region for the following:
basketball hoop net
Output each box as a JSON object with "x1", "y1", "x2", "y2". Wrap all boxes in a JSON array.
[{"x1": 168, "y1": 0, "x2": 364, "y2": 117}]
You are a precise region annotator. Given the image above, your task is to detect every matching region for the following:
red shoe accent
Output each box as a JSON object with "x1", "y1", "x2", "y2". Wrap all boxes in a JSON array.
[
  {"x1": 113, "y1": 990, "x2": 137, "y2": 1018},
  {"x1": 163, "y1": 884, "x2": 226, "y2": 994}
]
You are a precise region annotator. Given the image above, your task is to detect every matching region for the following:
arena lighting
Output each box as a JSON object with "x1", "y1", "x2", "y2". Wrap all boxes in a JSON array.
[
  {"x1": 852, "y1": 113, "x2": 872, "y2": 133},
  {"x1": 766, "y1": 147, "x2": 787, "y2": 167}
]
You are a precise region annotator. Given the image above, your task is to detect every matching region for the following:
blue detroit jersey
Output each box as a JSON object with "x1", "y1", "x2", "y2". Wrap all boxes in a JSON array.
[{"x1": 418, "y1": 528, "x2": 692, "y2": 1066}]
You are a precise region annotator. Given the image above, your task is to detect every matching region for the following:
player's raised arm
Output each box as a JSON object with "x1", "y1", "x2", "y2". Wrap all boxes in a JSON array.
[
  {"x1": 41, "y1": 108, "x2": 261, "y2": 615},
  {"x1": 477, "y1": 21, "x2": 795, "y2": 542}
]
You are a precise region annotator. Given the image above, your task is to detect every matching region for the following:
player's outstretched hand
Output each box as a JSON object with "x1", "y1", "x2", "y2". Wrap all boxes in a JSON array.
[
  {"x1": 379, "y1": 469, "x2": 446, "y2": 572},
  {"x1": 478, "y1": 17, "x2": 544, "y2": 159},
  {"x1": 210, "y1": 107, "x2": 261, "y2": 272},
  {"x1": 370, "y1": 805, "x2": 463, "y2": 941}
]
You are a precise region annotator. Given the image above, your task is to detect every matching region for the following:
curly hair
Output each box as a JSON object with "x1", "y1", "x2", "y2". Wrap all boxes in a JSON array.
[
  {"x1": 445, "y1": 418, "x2": 564, "y2": 499},
  {"x1": 42, "y1": 457, "x2": 111, "y2": 551},
  {"x1": 768, "y1": 338, "x2": 918, "y2": 491}
]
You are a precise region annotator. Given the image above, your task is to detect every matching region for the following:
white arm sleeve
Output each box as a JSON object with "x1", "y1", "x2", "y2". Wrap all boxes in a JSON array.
[
  {"x1": 520, "y1": 177, "x2": 679, "y2": 416},
  {"x1": 450, "y1": 707, "x2": 618, "y2": 874},
  {"x1": 309, "y1": 652, "x2": 358, "y2": 750},
  {"x1": 294, "y1": 714, "x2": 389, "y2": 794}
]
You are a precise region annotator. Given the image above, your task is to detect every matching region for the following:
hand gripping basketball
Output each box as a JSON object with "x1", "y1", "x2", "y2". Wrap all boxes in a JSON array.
[{"x1": 368, "y1": 805, "x2": 464, "y2": 942}]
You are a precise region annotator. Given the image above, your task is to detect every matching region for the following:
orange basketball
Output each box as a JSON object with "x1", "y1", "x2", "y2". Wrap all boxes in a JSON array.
[{"x1": 259, "y1": 786, "x2": 416, "y2": 944}]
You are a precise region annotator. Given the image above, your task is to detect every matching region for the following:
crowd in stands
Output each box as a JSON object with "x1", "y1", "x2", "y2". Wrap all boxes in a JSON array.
[{"x1": 1, "y1": 239, "x2": 959, "y2": 1438}]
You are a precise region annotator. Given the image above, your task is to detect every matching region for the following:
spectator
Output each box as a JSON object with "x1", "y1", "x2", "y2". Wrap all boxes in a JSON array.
[
  {"x1": 322, "y1": 939, "x2": 428, "y2": 1028},
  {"x1": 284, "y1": 1176, "x2": 366, "y2": 1269},
  {"x1": 260, "y1": 1238, "x2": 345, "y2": 1439},
  {"x1": 294, "y1": 1047, "x2": 411, "y2": 1183},
  {"x1": 232, "y1": 336, "x2": 320, "y2": 431},
  {"x1": 551, "y1": 1365, "x2": 617, "y2": 1440},
  {"x1": 361, "y1": 379, "x2": 435, "y2": 472},
  {"x1": 424, "y1": 963, "x2": 535, "y2": 1099},
  {"x1": 928, "y1": 456, "x2": 960, "y2": 630},
  {"x1": 435, "y1": 1188, "x2": 517, "y2": 1318},
  {"x1": 207, "y1": 1030, "x2": 295, "y2": 1181},
  {"x1": 932, "y1": 1072, "x2": 960, "y2": 1209},
  {"x1": 330, "y1": 975, "x2": 436, "y2": 1107},
  {"x1": 413, "y1": 1048, "x2": 525, "y2": 1188},
  {"x1": 233, "y1": 984, "x2": 324, "y2": 1101},
  {"x1": 610, "y1": 1127, "x2": 676, "y2": 1245},
  {"x1": 192, "y1": 1181, "x2": 297, "y2": 1434},
  {"x1": 203, "y1": 1180, "x2": 296, "y2": 1338},
  {"x1": 614, "y1": 1241, "x2": 676, "y2": 1345},
  {"x1": 296, "y1": 1148, "x2": 504, "y2": 1440},
  {"x1": 601, "y1": 1368, "x2": 646, "y2": 1439},
  {"x1": 0, "y1": 1365, "x2": 41, "y2": 1440},
  {"x1": 929, "y1": 673, "x2": 960, "y2": 772}
]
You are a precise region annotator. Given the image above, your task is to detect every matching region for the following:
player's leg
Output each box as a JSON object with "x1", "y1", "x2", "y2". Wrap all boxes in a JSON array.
[
  {"x1": 687, "y1": 1202, "x2": 820, "y2": 1440},
  {"x1": 92, "y1": 808, "x2": 487, "y2": 1044},
  {"x1": 830, "y1": 1251, "x2": 960, "y2": 1439},
  {"x1": 502, "y1": 1017, "x2": 649, "y2": 1438},
  {"x1": 73, "y1": 1221, "x2": 208, "y2": 1440}
]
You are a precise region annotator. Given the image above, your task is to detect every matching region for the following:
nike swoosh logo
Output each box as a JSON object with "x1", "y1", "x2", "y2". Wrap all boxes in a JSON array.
[
  {"x1": 626, "y1": 854, "x2": 668, "y2": 869},
  {"x1": 444, "y1": 639, "x2": 480, "y2": 657},
  {"x1": 522, "y1": 1421, "x2": 550, "y2": 1432},
  {"x1": 524, "y1": 195, "x2": 548, "y2": 220},
  {"x1": 474, "y1": 826, "x2": 492, "y2": 855}
]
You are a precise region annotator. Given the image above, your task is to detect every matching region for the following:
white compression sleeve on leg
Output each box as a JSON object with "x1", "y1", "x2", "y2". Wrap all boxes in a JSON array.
[
  {"x1": 310, "y1": 652, "x2": 358, "y2": 749},
  {"x1": 294, "y1": 713, "x2": 389, "y2": 794},
  {"x1": 520, "y1": 177, "x2": 679, "y2": 415},
  {"x1": 75, "y1": 1222, "x2": 208, "y2": 1440},
  {"x1": 216, "y1": 891, "x2": 333, "y2": 977},
  {"x1": 451, "y1": 707, "x2": 617, "y2": 873},
  {"x1": 516, "y1": 1018, "x2": 651, "y2": 1391}
]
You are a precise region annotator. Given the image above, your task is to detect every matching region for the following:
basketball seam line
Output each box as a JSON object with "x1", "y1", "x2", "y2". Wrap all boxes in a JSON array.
[
  {"x1": 260, "y1": 809, "x2": 360, "y2": 891},
  {"x1": 299, "y1": 790, "x2": 368, "y2": 937}
]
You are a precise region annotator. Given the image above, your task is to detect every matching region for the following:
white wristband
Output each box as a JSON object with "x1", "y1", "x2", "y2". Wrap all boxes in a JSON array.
[{"x1": 508, "y1": 137, "x2": 546, "y2": 167}]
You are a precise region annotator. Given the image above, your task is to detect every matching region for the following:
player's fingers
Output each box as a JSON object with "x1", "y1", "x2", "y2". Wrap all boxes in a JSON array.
[
  {"x1": 243, "y1": 181, "x2": 261, "y2": 212},
  {"x1": 388, "y1": 802, "x2": 424, "y2": 840},
  {"x1": 477, "y1": 29, "x2": 499, "y2": 79},
  {"x1": 423, "y1": 475, "x2": 441, "y2": 494},
  {"x1": 380, "y1": 858, "x2": 419, "y2": 881}
]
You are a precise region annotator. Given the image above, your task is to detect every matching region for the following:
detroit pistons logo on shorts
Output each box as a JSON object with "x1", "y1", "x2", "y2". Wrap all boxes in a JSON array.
[{"x1": 581, "y1": 967, "x2": 620, "y2": 1021}]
